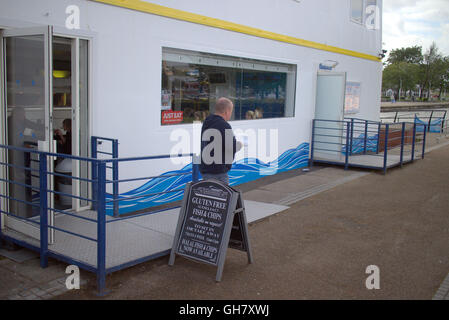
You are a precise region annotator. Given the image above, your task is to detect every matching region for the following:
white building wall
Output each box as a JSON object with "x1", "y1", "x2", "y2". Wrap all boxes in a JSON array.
[
  {"x1": 0, "y1": 0, "x2": 383, "y2": 189},
  {"x1": 146, "y1": 0, "x2": 383, "y2": 57}
]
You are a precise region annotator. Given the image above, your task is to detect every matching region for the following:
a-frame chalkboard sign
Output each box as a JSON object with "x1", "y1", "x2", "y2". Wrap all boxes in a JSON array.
[{"x1": 168, "y1": 179, "x2": 253, "y2": 281}]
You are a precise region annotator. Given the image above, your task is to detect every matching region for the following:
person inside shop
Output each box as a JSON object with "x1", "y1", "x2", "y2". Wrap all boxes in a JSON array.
[
  {"x1": 200, "y1": 97, "x2": 242, "y2": 184},
  {"x1": 54, "y1": 118, "x2": 72, "y2": 155},
  {"x1": 53, "y1": 119, "x2": 72, "y2": 205},
  {"x1": 245, "y1": 110, "x2": 255, "y2": 119}
]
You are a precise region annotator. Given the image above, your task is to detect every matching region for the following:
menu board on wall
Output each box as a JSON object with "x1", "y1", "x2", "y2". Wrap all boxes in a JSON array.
[{"x1": 345, "y1": 82, "x2": 361, "y2": 114}]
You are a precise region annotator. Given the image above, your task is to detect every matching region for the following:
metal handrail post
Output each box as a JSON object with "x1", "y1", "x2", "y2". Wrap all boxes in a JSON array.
[
  {"x1": 0, "y1": 196, "x2": 2, "y2": 241},
  {"x1": 441, "y1": 110, "x2": 447, "y2": 132},
  {"x1": 383, "y1": 124, "x2": 389, "y2": 175},
  {"x1": 428, "y1": 111, "x2": 434, "y2": 132},
  {"x1": 363, "y1": 120, "x2": 368, "y2": 154},
  {"x1": 39, "y1": 153, "x2": 48, "y2": 268},
  {"x1": 345, "y1": 122, "x2": 350, "y2": 170},
  {"x1": 96, "y1": 161, "x2": 107, "y2": 296},
  {"x1": 112, "y1": 139, "x2": 119, "y2": 217},
  {"x1": 422, "y1": 125, "x2": 427, "y2": 159},
  {"x1": 0, "y1": 147, "x2": 3, "y2": 237},
  {"x1": 192, "y1": 162, "x2": 200, "y2": 182},
  {"x1": 411, "y1": 122, "x2": 417, "y2": 161},
  {"x1": 400, "y1": 122, "x2": 405, "y2": 167},
  {"x1": 376, "y1": 122, "x2": 381, "y2": 154},
  {"x1": 310, "y1": 119, "x2": 315, "y2": 167},
  {"x1": 349, "y1": 118, "x2": 354, "y2": 156},
  {"x1": 91, "y1": 137, "x2": 98, "y2": 210}
]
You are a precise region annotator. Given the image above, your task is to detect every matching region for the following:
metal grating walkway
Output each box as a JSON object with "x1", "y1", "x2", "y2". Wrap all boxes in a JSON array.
[{"x1": 313, "y1": 152, "x2": 422, "y2": 170}]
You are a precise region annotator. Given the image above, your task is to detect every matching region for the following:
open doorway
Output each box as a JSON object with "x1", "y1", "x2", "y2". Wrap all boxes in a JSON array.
[
  {"x1": 52, "y1": 37, "x2": 73, "y2": 210},
  {"x1": 1, "y1": 26, "x2": 90, "y2": 242},
  {"x1": 52, "y1": 36, "x2": 90, "y2": 211}
]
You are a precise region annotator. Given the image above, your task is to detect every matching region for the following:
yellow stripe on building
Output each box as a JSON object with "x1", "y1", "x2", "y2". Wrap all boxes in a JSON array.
[{"x1": 91, "y1": 0, "x2": 381, "y2": 62}]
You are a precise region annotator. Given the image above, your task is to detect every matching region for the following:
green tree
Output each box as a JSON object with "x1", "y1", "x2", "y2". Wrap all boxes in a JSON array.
[
  {"x1": 382, "y1": 62, "x2": 421, "y2": 99},
  {"x1": 387, "y1": 46, "x2": 423, "y2": 64},
  {"x1": 382, "y1": 43, "x2": 449, "y2": 101},
  {"x1": 420, "y1": 42, "x2": 443, "y2": 98},
  {"x1": 433, "y1": 56, "x2": 449, "y2": 99}
]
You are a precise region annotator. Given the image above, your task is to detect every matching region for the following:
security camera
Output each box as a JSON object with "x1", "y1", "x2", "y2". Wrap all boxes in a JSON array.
[
  {"x1": 378, "y1": 49, "x2": 387, "y2": 58},
  {"x1": 319, "y1": 60, "x2": 339, "y2": 70}
]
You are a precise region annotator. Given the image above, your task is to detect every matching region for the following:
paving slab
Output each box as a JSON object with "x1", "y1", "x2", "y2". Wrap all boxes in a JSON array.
[
  {"x1": 307, "y1": 167, "x2": 364, "y2": 179},
  {"x1": 242, "y1": 188, "x2": 295, "y2": 203},
  {"x1": 0, "y1": 248, "x2": 39, "y2": 263},
  {"x1": 258, "y1": 174, "x2": 331, "y2": 193}
]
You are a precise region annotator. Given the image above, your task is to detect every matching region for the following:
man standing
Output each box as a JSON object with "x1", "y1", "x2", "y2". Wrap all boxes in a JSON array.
[{"x1": 200, "y1": 97, "x2": 242, "y2": 184}]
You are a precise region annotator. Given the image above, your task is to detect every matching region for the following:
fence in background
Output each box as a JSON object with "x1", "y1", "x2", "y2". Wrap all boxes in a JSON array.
[{"x1": 311, "y1": 118, "x2": 427, "y2": 174}]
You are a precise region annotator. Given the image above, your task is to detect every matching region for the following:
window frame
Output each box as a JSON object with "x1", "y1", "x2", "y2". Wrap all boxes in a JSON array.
[
  {"x1": 349, "y1": 0, "x2": 364, "y2": 25},
  {"x1": 160, "y1": 47, "x2": 297, "y2": 126},
  {"x1": 350, "y1": 0, "x2": 377, "y2": 26}
]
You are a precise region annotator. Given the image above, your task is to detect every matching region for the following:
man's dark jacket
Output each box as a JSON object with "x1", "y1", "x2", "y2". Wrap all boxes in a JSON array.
[{"x1": 200, "y1": 114, "x2": 237, "y2": 174}]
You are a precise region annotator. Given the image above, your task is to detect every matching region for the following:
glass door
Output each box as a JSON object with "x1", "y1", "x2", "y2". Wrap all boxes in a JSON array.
[
  {"x1": 46, "y1": 34, "x2": 90, "y2": 212},
  {"x1": 53, "y1": 35, "x2": 90, "y2": 212},
  {"x1": 2, "y1": 26, "x2": 55, "y2": 242},
  {"x1": 71, "y1": 37, "x2": 90, "y2": 211}
]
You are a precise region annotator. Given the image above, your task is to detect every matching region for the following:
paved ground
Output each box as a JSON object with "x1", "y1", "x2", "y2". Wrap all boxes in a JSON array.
[
  {"x1": 55, "y1": 135, "x2": 449, "y2": 300},
  {"x1": 2, "y1": 133, "x2": 449, "y2": 300}
]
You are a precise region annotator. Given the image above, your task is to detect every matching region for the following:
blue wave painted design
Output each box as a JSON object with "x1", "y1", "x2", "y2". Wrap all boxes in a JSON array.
[
  {"x1": 415, "y1": 115, "x2": 443, "y2": 133},
  {"x1": 341, "y1": 133, "x2": 378, "y2": 155},
  {"x1": 229, "y1": 143, "x2": 310, "y2": 186},
  {"x1": 106, "y1": 143, "x2": 309, "y2": 215}
]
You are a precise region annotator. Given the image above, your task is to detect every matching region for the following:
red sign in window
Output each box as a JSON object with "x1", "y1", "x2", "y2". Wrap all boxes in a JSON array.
[{"x1": 162, "y1": 110, "x2": 184, "y2": 125}]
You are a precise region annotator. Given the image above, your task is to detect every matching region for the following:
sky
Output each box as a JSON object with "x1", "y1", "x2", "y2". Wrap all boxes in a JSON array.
[{"x1": 382, "y1": 0, "x2": 449, "y2": 59}]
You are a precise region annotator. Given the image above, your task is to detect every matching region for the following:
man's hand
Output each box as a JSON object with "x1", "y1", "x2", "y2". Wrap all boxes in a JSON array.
[
  {"x1": 236, "y1": 141, "x2": 243, "y2": 152},
  {"x1": 54, "y1": 129, "x2": 63, "y2": 137}
]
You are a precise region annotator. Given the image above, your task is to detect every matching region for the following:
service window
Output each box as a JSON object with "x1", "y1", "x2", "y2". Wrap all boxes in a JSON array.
[{"x1": 161, "y1": 47, "x2": 296, "y2": 125}]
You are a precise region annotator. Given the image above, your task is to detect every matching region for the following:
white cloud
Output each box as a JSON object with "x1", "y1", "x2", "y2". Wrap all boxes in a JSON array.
[{"x1": 382, "y1": 0, "x2": 449, "y2": 57}]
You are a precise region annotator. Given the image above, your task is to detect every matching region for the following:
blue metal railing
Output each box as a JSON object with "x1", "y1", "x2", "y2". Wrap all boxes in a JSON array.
[
  {"x1": 102, "y1": 152, "x2": 198, "y2": 216},
  {"x1": 310, "y1": 118, "x2": 427, "y2": 174},
  {"x1": 0, "y1": 143, "x2": 100, "y2": 271},
  {"x1": 0, "y1": 140, "x2": 200, "y2": 296},
  {"x1": 91, "y1": 136, "x2": 119, "y2": 216}
]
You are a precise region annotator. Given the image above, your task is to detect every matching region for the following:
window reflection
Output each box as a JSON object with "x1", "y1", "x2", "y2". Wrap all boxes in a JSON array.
[
  {"x1": 350, "y1": 0, "x2": 363, "y2": 24},
  {"x1": 161, "y1": 48, "x2": 296, "y2": 125}
]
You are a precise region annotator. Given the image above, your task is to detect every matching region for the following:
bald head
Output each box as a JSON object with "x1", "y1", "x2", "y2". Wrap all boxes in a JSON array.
[{"x1": 214, "y1": 97, "x2": 234, "y2": 121}]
